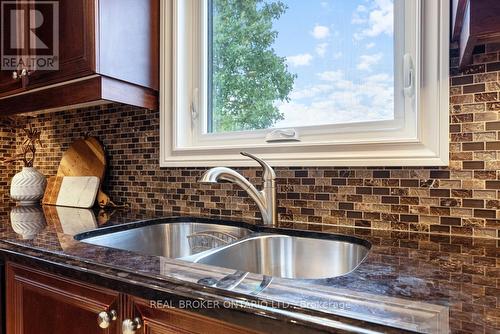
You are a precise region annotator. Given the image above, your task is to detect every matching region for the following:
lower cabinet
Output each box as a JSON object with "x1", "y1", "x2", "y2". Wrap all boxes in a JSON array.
[
  {"x1": 6, "y1": 263, "x2": 121, "y2": 334},
  {"x1": 129, "y1": 297, "x2": 254, "y2": 334},
  {"x1": 6, "y1": 262, "x2": 258, "y2": 334}
]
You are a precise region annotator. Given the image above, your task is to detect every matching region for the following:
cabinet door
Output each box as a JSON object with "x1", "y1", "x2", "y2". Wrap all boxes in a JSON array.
[
  {"x1": 0, "y1": 0, "x2": 27, "y2": 96},
  {"x1": 129, "y1": 297, "x2": 260, "y2": 334},
  {"x1": 25, "y1": 0, "x2": 96, "y2": 88},
  {"x1": 6, "y1": 262, "x2": 121, "y2": 334},
  {"x1": 0, "y1": 70, "x2": 23, "y2": 96}
]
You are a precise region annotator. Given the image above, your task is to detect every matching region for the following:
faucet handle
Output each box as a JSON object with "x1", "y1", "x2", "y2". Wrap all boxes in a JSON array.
[{"x1": 240, "y1": 152, "x2": 276, "y2": 180}]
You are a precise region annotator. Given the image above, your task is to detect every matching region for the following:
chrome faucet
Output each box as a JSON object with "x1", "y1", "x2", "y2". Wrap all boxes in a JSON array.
[{"x1": 199, "y1": 152, "x2": 277, "y2": 227}]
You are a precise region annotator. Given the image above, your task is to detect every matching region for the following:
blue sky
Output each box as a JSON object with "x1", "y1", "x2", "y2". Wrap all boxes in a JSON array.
[{"x1": 269, "y1": 0, "x2": 395, "y2": 128}]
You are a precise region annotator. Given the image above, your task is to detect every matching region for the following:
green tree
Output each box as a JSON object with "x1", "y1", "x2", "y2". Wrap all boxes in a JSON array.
[{"x1": 211, "y1": 0, "x2": 296, "y2": 133}]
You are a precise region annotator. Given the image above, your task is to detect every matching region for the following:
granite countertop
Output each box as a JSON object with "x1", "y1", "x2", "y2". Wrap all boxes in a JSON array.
[{"x1": 2, "y1": 205, "x2": 499, "y2": 334}]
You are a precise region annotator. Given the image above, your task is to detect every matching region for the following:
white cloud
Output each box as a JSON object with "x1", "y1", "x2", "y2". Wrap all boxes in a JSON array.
[
  {"x1": 316, "y1": 70, "x2": 344, "y2": 81},
  {"x1": 366, "y1": 42, "x2": 375, "y2": 49},
  {"x1": 366, "y1": 73, "x2": 391, "y2": 82},
  {"x1": 332, "y1": 51, "x2": 342, "y2": 60},
  {"x1": 289, "y1": 84, "x2": 333, "y2": 100},
  {"x1": 276, "y1": 70, "x2": 394, "y2": 127},
  {"x1": 315, "y1": 43, "x2": 328, "y2": 57},
  {"x1": 351, "y1": 4, "x2": 367, "y2": 24},
  {"x1": 311, "y1": 25, "x2": 330, "y2": 39},
  {"x1": 356, "y1": 4, "x2": 367, "y2": 12},
  {"x1": 351, "y1": 15, "x2": 366, "y2": 25},
  {"x1": 357, "y1": 53, "x2": 383, "y2": 71},
  {"x1": 353, "y1": 0, "x2": 393, "y2": 40},
  {"x1": 287, "y1": 53, "x2": 313, "y2": 67}
]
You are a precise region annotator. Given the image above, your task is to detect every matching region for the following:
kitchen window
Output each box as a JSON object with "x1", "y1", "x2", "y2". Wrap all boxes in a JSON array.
[{"x1": 160, "y1": 0, "x2": 449, "y2": 167}]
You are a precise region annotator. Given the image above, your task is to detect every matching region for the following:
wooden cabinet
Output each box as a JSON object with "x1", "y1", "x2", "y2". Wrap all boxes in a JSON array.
[
  {"x1": 6, "y1": 263, "x2": 260, "y2": 334},
  {"x1": 0, "y1": 61, "x2": 24, "y2": 97},
  {"x1": 25, "y1": 0, "x2": 96, "y2": 88},
  {"x1": 451, "y1": 0, "x2": 468, "y2": 42},
  {"x1": 6, "y1": 263, "x2": 121, "y2": 334},
  {"x1": 0, "y1": 0, "x2": 27, "y2": 95},
  {"x1": 130, "y1": 297, "x2": 258, "y2": 334},
  {"x1": 0, "y1": 261, "x2": 4, "y2": 334},
  {"x1": 0, "y1": 0, "x2": 159, "y2": 115},
  {"x1": 0, "y1": 67, "x2": 23, "y2": 97},
  {"x1": 452, "y1": 0, "x2": 500, "y2": 69}
]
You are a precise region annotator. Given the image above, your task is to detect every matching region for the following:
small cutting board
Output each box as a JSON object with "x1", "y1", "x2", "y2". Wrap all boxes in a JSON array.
[
  {"x1": 43, "y1": 205, "x2": 98, "y2": 235},
  {"x1": 56, "y1": 206, "x2": 98, "y2": 235},
  {"x1": 42, "y1": 176, "x2": 63, "y2": 205},
  {"x1": 49, "y1": 176, "x2": 100, "y2": 209},
  {"x1": 56, "y1": 137, "x2": 113, "y2": 207},
  {"x1": 57, "y1": 137, "x2": 106, "y2": 180}
]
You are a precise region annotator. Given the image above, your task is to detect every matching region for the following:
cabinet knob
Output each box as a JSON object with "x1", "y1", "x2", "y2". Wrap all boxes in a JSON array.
[
  {"x1": 97, "y1": 310, "x2": 117, "y2": 329},
  {"x1": 122, "y1": 317, "x2": 142, "y2": 334},
  {"x1": 12, "y1": 68, "x2": 28, "y2": 80}
]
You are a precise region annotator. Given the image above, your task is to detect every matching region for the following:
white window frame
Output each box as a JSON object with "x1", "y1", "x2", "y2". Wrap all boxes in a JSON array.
[{"x1": 160, "y1": 0, "x2": 449, "y2": 167}]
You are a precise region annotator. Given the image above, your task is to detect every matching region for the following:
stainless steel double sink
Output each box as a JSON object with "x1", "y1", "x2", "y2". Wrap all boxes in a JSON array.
[{"x1": 77, "y1": 221, "x2": 370, "y2": 280}]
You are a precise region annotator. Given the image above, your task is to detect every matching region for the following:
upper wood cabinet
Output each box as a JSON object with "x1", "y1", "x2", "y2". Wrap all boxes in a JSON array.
[
  {"x1": 452, "y1": 0, "x2": 500, "y2": 69},
  {"x1": 0, "y1": 65, "x2": 23, "y2": 96},
  {"x1": 24, "y1": 0, "x2": 96, "y2": 88},
  {"x1": 451, "y1": 0, "x2": 468, "y2": 42},
  {"x1": 0, "y1": 0, "x2": 159, "y2": 115},
  {"x1": 0, "y1": 1, "x2": 27, "y2": 95}
]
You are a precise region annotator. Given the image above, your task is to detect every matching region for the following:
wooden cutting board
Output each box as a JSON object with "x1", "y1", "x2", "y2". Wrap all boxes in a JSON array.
[
  {"x1": 57, "y1": 137, "x2": 106, "y2": 180},
  {"x1": 55, "y1": 137, "x2": 113, "y2": 207},
  {"x1": 42, "y1": 176, "x2": 63, "y2": 205},
  {"x1": 43, "y1": 176, "x2": 100, "y2": 208}
]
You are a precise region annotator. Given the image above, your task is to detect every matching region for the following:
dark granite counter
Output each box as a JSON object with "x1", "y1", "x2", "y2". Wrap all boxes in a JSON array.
[{"x1": 1, "y1": 206, "x2": 499, "y2": 333}]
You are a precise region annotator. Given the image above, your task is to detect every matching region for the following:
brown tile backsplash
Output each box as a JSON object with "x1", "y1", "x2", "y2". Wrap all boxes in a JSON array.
[
  {"x1": 0, "y1": 123, "x2": 16, "y2": 216},
  {"x1": 0, "y1": 45, "x2": 499, "y2": 239}
]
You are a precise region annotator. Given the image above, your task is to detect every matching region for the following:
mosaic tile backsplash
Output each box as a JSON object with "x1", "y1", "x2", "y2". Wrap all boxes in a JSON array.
[
  {"x1": 1, "y1": 44, "x2": 500, "y2": 238},
  {"x1": 0, "y1": 125, "x2": 15, "y2": 215}
]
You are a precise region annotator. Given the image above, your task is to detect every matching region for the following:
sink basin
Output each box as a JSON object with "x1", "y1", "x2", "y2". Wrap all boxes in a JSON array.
[
  {"x1": 78, "y1": 220, "x2": 370, "y2": 280},
  {"x1": 193, "y1": 234, "x2": 370, "y2": 279},
  {"x1": 79, "y1": 222, "x2": 252, "y2": 258}
]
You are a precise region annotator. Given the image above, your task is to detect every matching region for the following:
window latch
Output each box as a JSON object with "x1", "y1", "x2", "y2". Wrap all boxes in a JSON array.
[
  {"x1": 265, "y1": 129, "x2": 300, "y2": 143},
  {"x1": 191, "y1": 88, "x2": 199, "y2": 129},
  {"x1": 403, "y1": 53, "x2": 415, "y2": 99}
]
